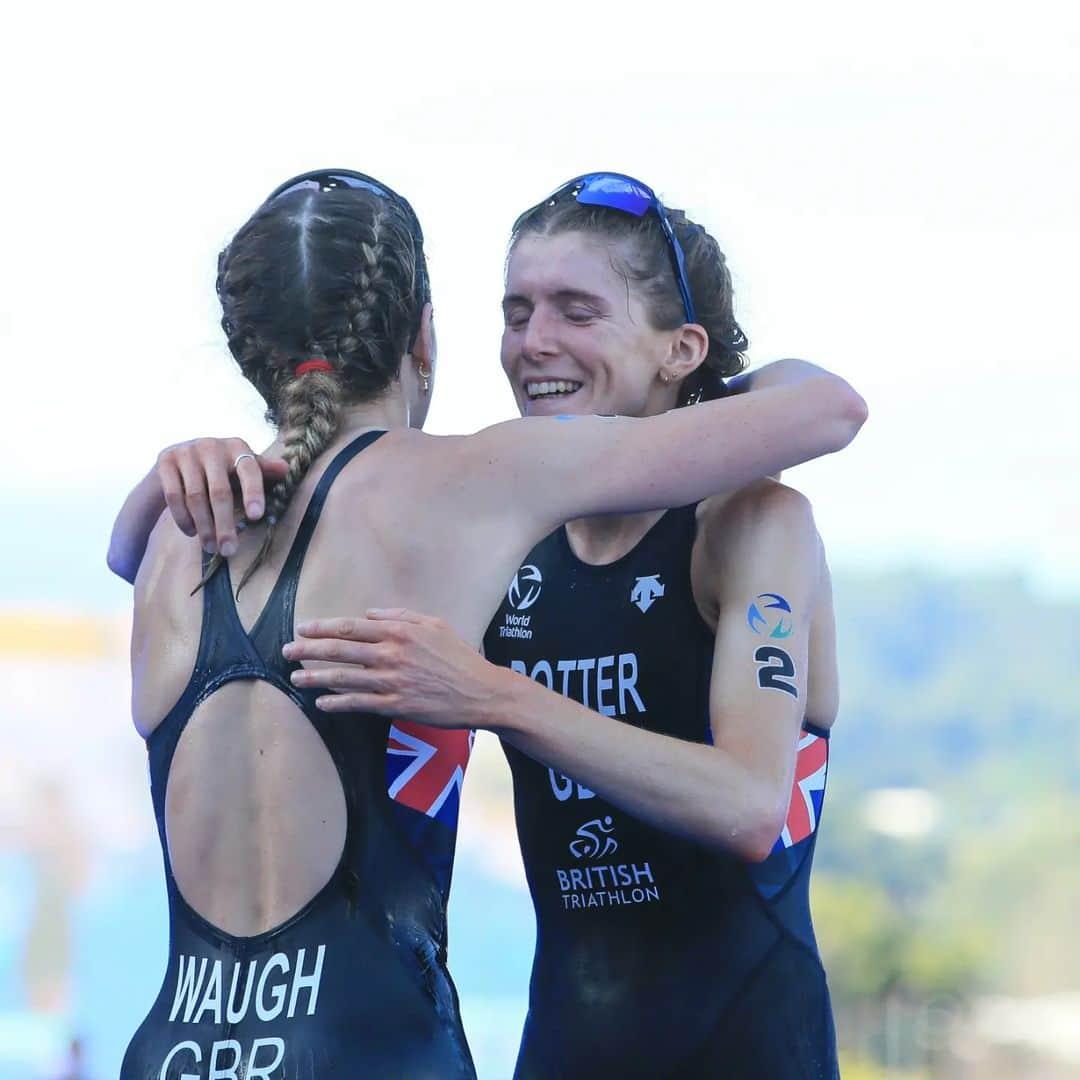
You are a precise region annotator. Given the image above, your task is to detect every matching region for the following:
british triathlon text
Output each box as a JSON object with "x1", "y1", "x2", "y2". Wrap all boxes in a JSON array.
[{"x1": 510, "y1": 653, "x2": 662, "y2": 912}]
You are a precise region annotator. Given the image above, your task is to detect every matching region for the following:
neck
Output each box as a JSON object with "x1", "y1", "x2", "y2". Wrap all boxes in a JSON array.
[
  {"x1": 564, "y1": 508, "x2": 668, "y2": 566},
  {"x1": 336, "y1": 387, "x2": 413, "y2": 434}
]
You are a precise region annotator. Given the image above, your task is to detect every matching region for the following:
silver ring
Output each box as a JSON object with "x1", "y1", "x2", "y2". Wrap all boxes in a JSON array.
[{"x1": 233, "y1": 452, "x2": 257, "y2": 471}]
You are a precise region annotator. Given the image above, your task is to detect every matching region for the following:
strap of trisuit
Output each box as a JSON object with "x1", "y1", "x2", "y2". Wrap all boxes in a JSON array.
[{"x1": 247, "y1": 429, "x2": 386, "y2": 659}]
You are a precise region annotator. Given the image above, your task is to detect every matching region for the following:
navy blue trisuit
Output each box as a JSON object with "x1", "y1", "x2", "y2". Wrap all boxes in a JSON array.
[
  {"x1": 122, "y1": 432, "x2": 476, "y2": 1080},
  {"x1": 483, "y1": 503, "x2": 838, "y2": 1079}
]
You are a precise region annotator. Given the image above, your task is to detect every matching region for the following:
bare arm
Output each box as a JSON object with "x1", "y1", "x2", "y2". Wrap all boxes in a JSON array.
[
  {"x1": 450, "y1": 370, "x2": 866, "y2": 537},
  {"x1": 725, "y1": 357, "x2": 832, "y2": 397},
  {"x1": 106, "y1": 360, "x2": 865, "y2": 583},
  {"x1": 107, "y1": 468, "x2": 167, "y2": 584},
  {"x1": 284, "y1": 484, "x2": 823, "y2": 861}
]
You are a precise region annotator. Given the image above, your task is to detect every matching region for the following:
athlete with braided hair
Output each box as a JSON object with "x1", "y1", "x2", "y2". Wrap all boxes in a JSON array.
[{"x1": 111, "y1": 170, "x2": 865, "y2": 1077}]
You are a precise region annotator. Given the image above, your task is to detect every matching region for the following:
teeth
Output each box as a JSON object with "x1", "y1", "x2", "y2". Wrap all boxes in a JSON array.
[{"x1": 526, "y1": 380, "x2": 583, "y2": 398}]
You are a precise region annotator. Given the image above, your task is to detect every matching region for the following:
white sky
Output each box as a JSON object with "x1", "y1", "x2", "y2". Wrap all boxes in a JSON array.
[{"x1": 2, "y1": 0, "x2": 1078, "y2": 600}]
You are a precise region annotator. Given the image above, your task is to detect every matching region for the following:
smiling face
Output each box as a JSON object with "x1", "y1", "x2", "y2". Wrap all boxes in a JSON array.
[{"x1": 501, "y1": 232, "x2": 690, "y2": 418}]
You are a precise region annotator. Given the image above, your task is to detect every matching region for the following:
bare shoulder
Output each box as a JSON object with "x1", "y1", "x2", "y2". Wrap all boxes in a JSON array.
[
  {"x1": 696, "y1": 478, "x2": 816, "y2": 563},
  {"x1": 316, "y1": 426, "x2": 502, "y2": 565},
  {"x1": 320, "y1": 427, "x2": 470, "y2": 504},
  {"x1": 691, "y1": 480, "x2": 818, "y2": 626}
]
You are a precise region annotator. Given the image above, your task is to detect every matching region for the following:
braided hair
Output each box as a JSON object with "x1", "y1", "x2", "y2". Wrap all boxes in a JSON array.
[
  {"x1": 201, "y1": 185, "x2": 428, "y2": 593},
  {"x1": 509, "y1": 197, "x2": 747, "y2": 404}
]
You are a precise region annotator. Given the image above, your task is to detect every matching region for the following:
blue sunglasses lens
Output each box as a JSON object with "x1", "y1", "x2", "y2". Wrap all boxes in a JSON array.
[
  {"x1": 574, "y1": 175, "x2": 654, "y2": 217},
  {"x1": 514, "y1": 172, "x2": 697, "y2": 324},
  {"x1": 577, "y1": 174, "x2": 697, "y2": 324}
]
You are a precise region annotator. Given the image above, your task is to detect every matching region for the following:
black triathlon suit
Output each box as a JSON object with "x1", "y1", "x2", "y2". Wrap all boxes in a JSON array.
[
  {"x1": 122, "y1": 432, "x2": 476, "y2": 1080},
  {"x1": 484, "y1": 504, "x2": 838, "y2": 1079}
]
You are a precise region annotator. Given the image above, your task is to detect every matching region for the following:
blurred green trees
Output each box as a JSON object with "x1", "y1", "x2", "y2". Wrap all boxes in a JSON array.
[{"x1": 812, "y1": 571, "x2": 1080, "y2": 1072}]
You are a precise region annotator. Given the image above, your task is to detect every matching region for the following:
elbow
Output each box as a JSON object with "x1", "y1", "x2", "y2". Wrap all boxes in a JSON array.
[
  {"x1": 815, "y1": 374, "x2": 869, "y2": 454},
  {"x1": 845, "y1": 385, "x2": 870, "y2": 437},
  {"x1": 720, "y1": 797, "x2": 788, "y2": 864},
  {"x1": 737, "y1": 829, "x2": 782, "y2": 865},
  {"x1": 106, "y1": 544, "x2": 136, "y2": 585},
  {"x1": 732, "y1": 822, "x2": 783, "y2": 864}
]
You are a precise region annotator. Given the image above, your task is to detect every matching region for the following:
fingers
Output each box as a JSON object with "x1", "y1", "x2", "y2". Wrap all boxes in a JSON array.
[
  {"x1": 290, "y1": 664, "x2": 398, "y2": 706},
  {"x1": 157, "y1": 454, "x2": 196, "y2": 537},
  {"x1": 314, "y1": 692, "x2": 392, "y2": 715},
  {"x1": 228, "y1": 440, "x2": 287, "y2": 522},
  {"x1": 157, "y1": 437, "x2": 285, "y2": 554},
  {"x1": 364, "y1": 607, "x2": 430, "y2": 624},
  {"x1": 283, "y1": 637, "x2": 381, "y2": 667},
  {"x1": 294, "y1": 616, "x2": 404, "y2": 642},
  {"x1": 203, "y1": 452, "x2": 240, "y2": 558},
  {"x1": 290, "y1": 664, "x2": 376, "y2": 692},
  {"x1": 175, "y1": 449, "x2": 217, "y2": 553}
]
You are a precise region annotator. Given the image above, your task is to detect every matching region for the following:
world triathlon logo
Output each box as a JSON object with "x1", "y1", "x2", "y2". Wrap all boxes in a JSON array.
[
  {"x1": 507, "y1": 564, "x2": 543, "y2": 611},
  {"x1": 746, "y1": 593, "x2": 794, "y2": 639},
  {"x1": 569, "y1": 816, "x2": 619, "y2": 859}
]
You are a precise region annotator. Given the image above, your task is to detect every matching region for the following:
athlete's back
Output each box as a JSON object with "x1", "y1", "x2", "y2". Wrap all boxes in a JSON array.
[{"x1": 126, "y1": 429, "x2": 505, "y2": 1078}]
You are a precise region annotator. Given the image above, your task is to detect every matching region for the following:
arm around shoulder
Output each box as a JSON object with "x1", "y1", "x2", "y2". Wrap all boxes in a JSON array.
[{"x1": 449, "y1": 371, "x2": 866, "y2": 539}]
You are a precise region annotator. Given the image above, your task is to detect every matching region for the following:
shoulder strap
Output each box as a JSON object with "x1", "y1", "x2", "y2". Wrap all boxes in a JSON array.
[
  {"x1": 192, "y1": 550, "x2": 250, "y2": 668},
  {"x1": 248, "y1": 429, "x2": 386, "y2": 659}
]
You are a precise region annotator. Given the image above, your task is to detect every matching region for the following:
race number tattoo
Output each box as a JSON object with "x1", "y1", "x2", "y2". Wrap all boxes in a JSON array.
[{"x1": 754, "y1": 646, "x2": 798, "y2": 699}]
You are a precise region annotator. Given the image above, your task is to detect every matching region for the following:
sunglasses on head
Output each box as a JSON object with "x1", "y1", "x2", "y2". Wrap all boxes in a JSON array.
[
  {"x1": 265, "y1": 168, "x2": 429, "y2": 301},
  {"x1": 514, "y1": 172, "x2": 697, "y2": 325}
]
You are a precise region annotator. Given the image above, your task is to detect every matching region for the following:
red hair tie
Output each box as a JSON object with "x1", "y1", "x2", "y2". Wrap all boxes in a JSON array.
[{"x1": 295, "y1": 359, "x2": 335, "y2": 376}]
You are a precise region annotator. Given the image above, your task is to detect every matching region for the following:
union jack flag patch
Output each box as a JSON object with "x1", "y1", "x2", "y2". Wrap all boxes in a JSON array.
[
  {"x1": 386, "y1": 722, "x2": 474, "y2": 829},
  {"x1": 772, "y1": 730, "x2": 828, "y2": 852}
]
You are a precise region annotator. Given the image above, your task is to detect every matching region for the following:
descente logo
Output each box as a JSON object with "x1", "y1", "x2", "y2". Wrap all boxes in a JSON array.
[{"x1": 508, "y1": 564, "x2": 543, "y2": 611}]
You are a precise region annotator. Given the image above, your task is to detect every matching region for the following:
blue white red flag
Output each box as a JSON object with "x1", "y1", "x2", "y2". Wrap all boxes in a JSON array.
[
  {"x1": 772, "y1": 730, "x2": 828, "y2": 852},
  {"x1": 386, "y1": 722, "x2": 474, "y2": 827}
]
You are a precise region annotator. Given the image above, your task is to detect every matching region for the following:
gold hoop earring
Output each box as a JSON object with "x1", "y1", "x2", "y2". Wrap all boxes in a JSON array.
[{"x1": 418, "y1": 366, "x2": 431, "y2": 393}]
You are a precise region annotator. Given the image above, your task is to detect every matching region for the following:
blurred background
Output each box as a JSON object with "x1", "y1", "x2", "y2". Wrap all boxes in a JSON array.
[{"x1": 1, "y1": 1, "x2": 1077, "y2": 1076}]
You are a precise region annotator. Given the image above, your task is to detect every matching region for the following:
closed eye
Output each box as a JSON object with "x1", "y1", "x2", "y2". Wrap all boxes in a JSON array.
[{"x1": 503, "y1": 305, "x2": 531, "y2": 330}]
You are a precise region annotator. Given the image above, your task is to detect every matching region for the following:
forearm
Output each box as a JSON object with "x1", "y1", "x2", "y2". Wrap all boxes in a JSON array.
[
  {"x1": 484, "y1": 667, "x2": 783, "y2": 861},
  {"x1": 106, "y1": 469, "x2": 166, "y2": 583}
]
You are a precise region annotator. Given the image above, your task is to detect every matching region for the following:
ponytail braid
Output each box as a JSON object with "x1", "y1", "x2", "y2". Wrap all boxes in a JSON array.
[{"x1": 232, "y1": 365, "x2": 344, "y2": 595}]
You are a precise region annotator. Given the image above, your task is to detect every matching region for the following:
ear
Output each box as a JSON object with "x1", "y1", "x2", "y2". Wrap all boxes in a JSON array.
[
  {"x1": 658, "y1": 322, "x2": 709, "y2": 384},
  {"x1": 410, "y1": 302, "x2": 436, "y2": 371}
]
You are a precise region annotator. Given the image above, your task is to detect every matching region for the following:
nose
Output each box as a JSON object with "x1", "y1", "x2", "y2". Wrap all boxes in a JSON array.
[{"x1": 522, "y1": 306, "x2": 560, "y2": 363}]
